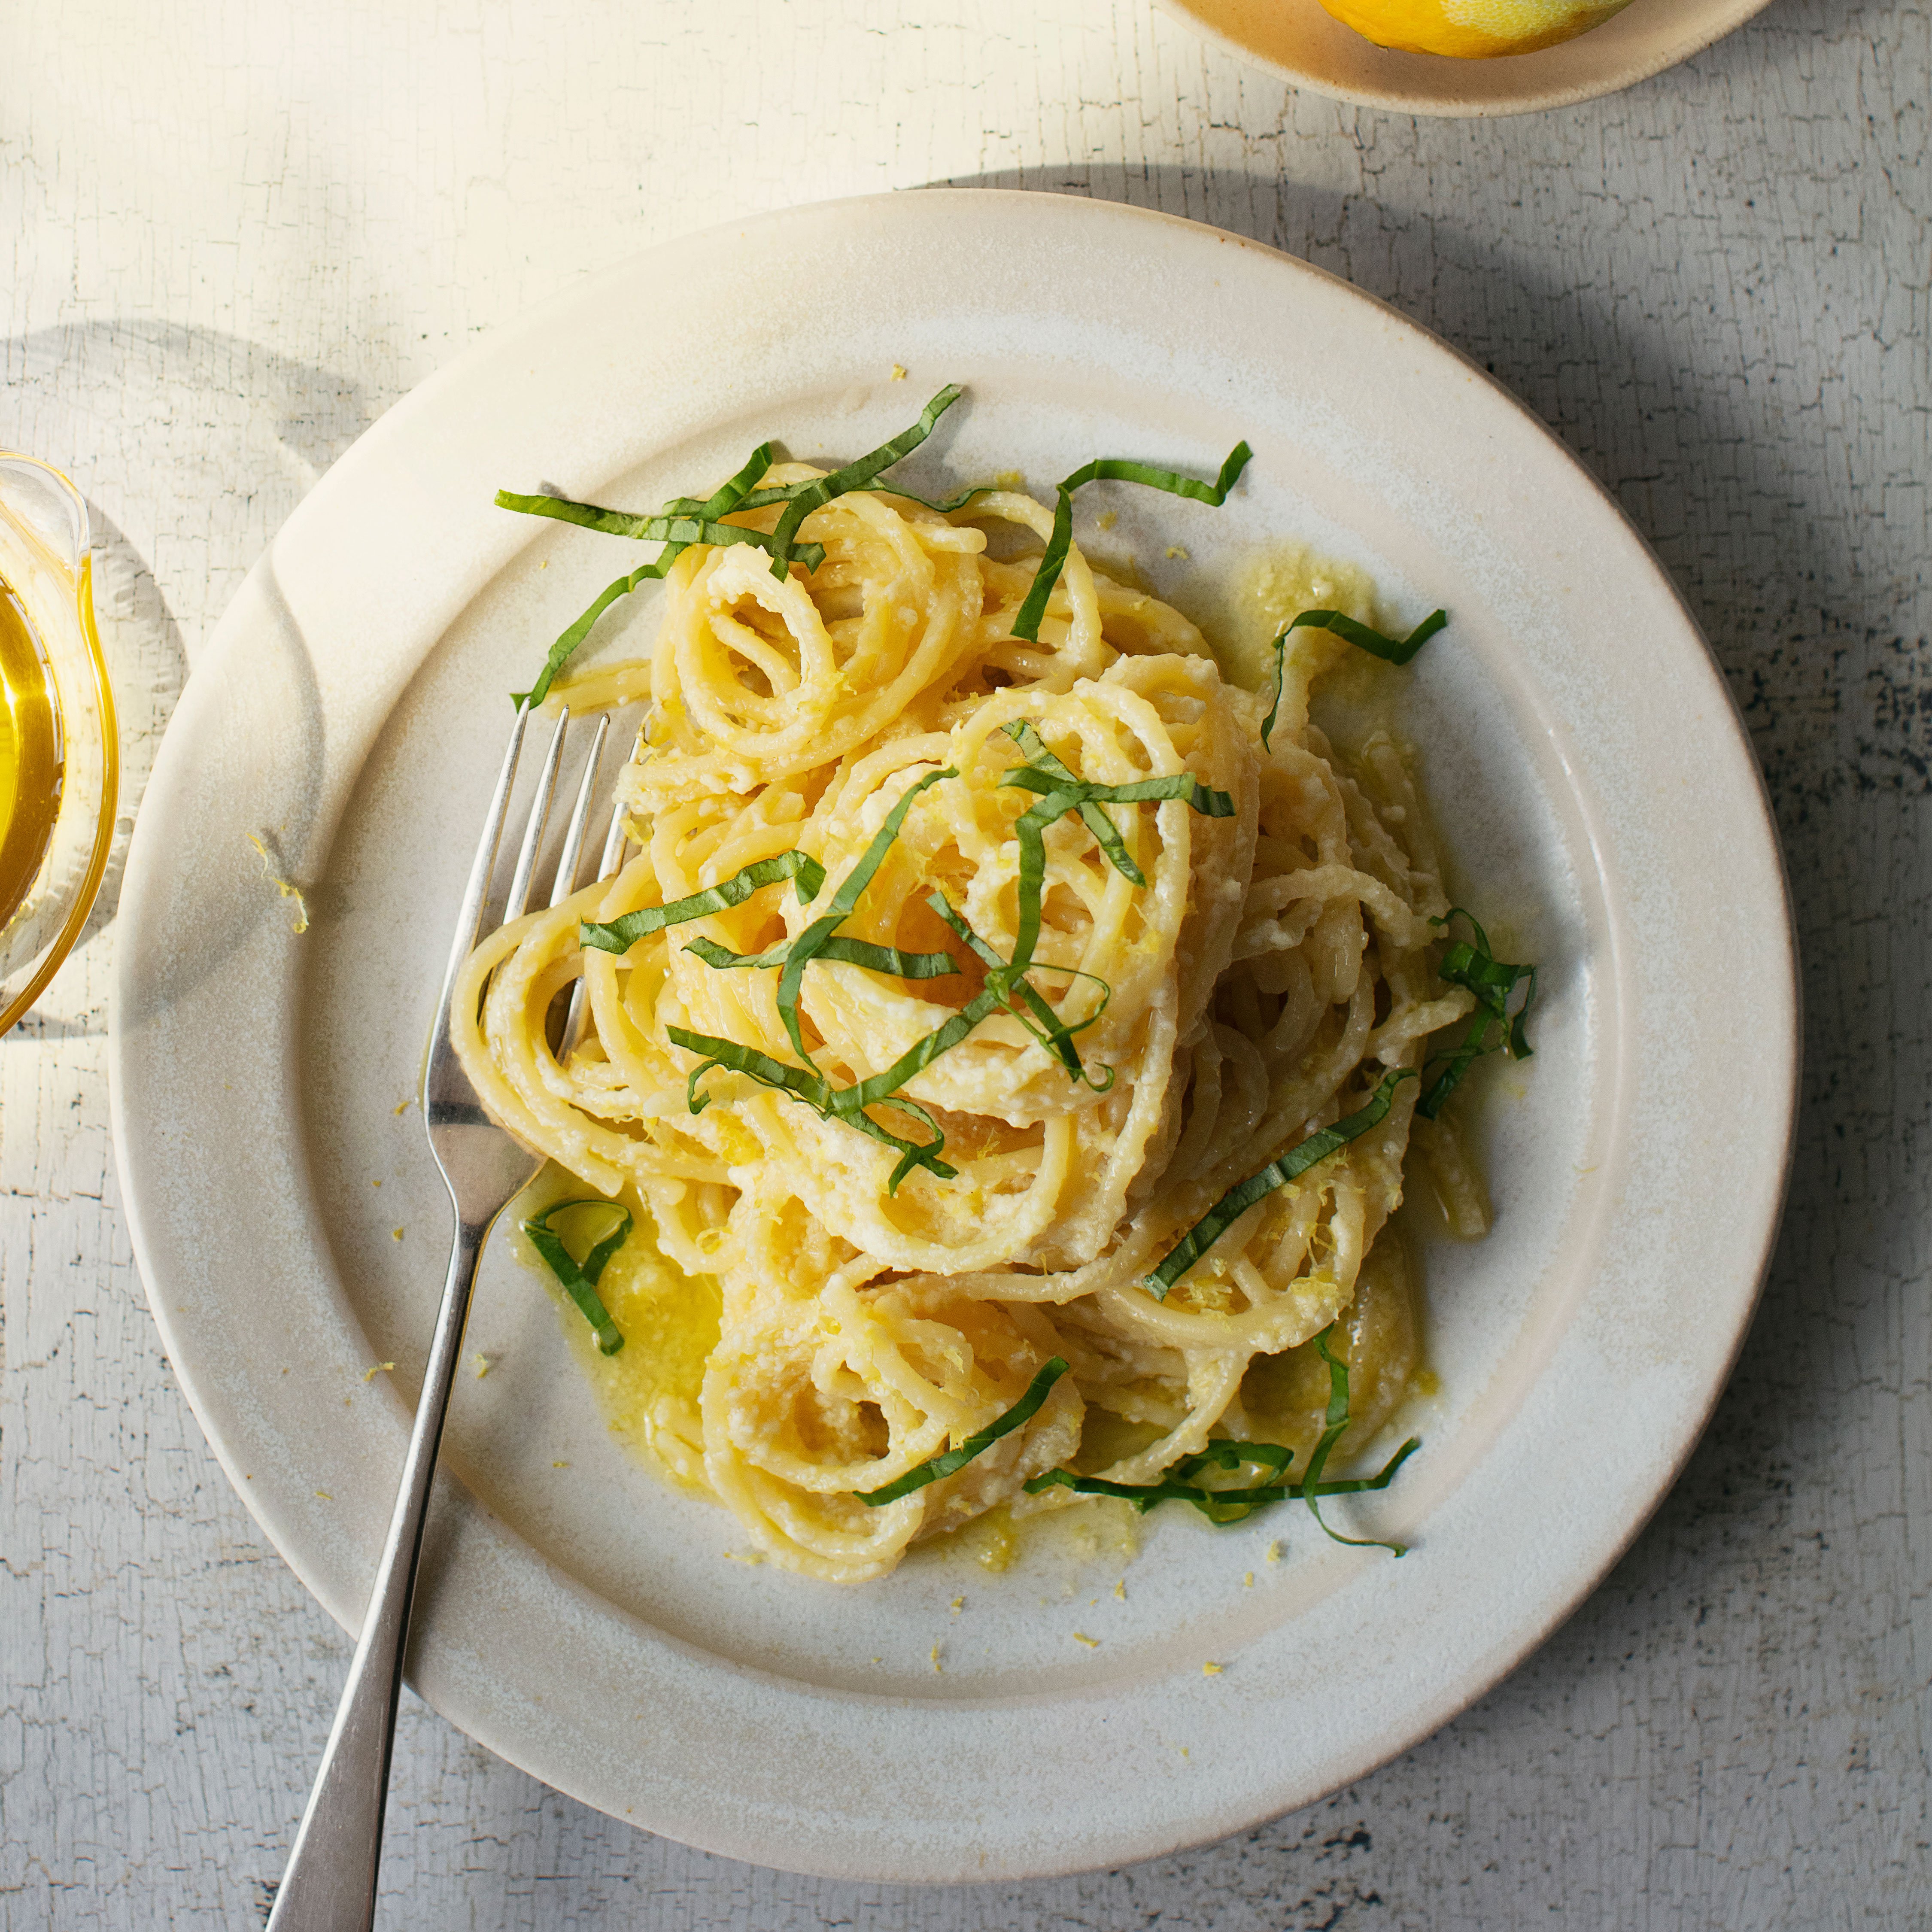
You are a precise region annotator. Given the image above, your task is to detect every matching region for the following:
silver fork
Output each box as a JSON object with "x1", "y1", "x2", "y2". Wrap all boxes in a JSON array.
[{"x1": 266, "y1": 704, "x2": 622, "y2": 1932}]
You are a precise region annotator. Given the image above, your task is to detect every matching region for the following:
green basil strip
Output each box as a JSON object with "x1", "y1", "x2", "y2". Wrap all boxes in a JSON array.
[
  {"x1": 1507, "y1": 972, "x2": 1537, "y2": 1063},
  {"x1": 683, "y1": 934, "x2": 962, "y2": 979},
  {"x1": 851, "y1": 480, "x2": 996, "y2": 514},
  {"x1": 658, "y1": 439, "x2": 778, "y2": 519},
  {"x1": 1000, "y1": 766, "x2": 1231, "y2": 865},
  {"x1": 670, "y1": 977, "x2": 1006, "y2": 1194},
  {"x1": 1260, "y1": 608, "x2": 1448, "y2": 750},
  {"x1": 668, "y1": 1030, "x2": 834, "y2": 1113},
  {"x1": 679, "y1": 936, "x2": 793, "y2": 972},
  {"x1": 1002, "y1": 720, "x2": 1144, "y2": 886},
  {"x1": 1294, "y1": 1434, "x2": 1421, "y2": 1499},
  {"x1": 990, "y1": 728, "x2": 1232, "y2": 1045},
  {"x1": 840, "y1": 985, "x2": 1008, "y2": 1113},
  {"x1": 766, "y1": 384, "x2": 965, "y2": 577},
  {"x1": 494, "y1": 491, "x2": 823, "y2": 567},
  {"x1": 1184, "y1": 1438, "x2": 1294, "y2": 1475},
  {"x1": 1024, "y1": 1468, "x2": 1198, "y2": 1513},
  {"x1": 924, "y1": 890, "x2": 1113, "y2": 1090},
  {"x1": 512, "y1": 564, "x2": 668, "y2": 709},
  {"x1": 1143, "y1": 1066, "x2": 1417, "y2": 1300},
  {"x1": 523, "y1": 1199, "x2": 631, "y2": 1355},
  {"x1": 995, "y1": 770, "x2": 1235, "y2": 997},
  {"x1": 1414, "y1": 908, "x2": 1536, "y2": 1120},
  {"x1": 1010, "y1": 440, "x2": 1253, "y2": 644},
  {"x1": 667, "y1": 1025, "x2": 960, "y2": 1191},
  {"x1": 499, "y1": 453, "x2": 826, "y2": 705},
  {"x1": 868, "y1": 1093, "x2": 955, "y2": 1196},
  {"x1": 1300, "y1": 1328, "x2": 1410, "y2": 1554},
  {"x1": 1023, "y1": 1467, "x2": 1274, "y2": 1523},
  {"x1": 1144, "y1": 1438, "x2": 1301, "y2": 1525},
  {"x1": 855, "y1": 1356, "x2": 1071, "y2": 1505},
  {"x1": 700, "y1": 480, "x2": 973, "y2": 519},
  {"x1": 1021, "y1": 1432, "x2": 1417, "y2": 1525},
  {"x1": 726, "y1": 479, "x2": 998, "y2": 517},
  {"x1": 997, "y1": 794, "x2": 1063, "y2": 997},
  {"x1": 580, "y1": 850, "x2": 828, "y2": 956},
  {"x1": 775, "y1": 768, "x2": 957, "y2": 1061},
  {"x1": 1005, "y1": 771, "x2": 1236, "y2": 817}
]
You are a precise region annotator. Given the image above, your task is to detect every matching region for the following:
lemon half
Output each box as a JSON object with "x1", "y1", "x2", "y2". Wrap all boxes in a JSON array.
[{"x1": 1316, "y1": 0, "x2": 1636, "y2": 57}]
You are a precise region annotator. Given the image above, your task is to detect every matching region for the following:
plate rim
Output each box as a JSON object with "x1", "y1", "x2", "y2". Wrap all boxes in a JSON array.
[{"x1": 109, "y1": 188, "x2": 1800, "y2": 1880}]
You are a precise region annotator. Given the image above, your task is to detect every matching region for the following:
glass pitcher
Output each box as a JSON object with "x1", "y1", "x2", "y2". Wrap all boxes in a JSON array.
[{"x1": 0, "y1": 455, "x2": 118, "y2": 1036}]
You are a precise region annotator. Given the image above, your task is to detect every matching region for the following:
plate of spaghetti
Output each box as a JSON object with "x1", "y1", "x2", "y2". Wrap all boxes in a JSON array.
[{"x1": 111, "y1": 190, "x2": 1796, "y2": 1880}]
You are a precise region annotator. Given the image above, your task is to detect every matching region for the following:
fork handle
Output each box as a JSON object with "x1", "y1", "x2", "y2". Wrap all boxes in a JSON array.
[{"x1": 265, "y1": 1214, "x2": 492, "y2": 1932}]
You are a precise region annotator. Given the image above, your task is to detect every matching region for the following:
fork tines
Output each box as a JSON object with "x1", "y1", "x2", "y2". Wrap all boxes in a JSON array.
[{"x1": 430, "y1": 706, "x2": 636, "y2": 1074}]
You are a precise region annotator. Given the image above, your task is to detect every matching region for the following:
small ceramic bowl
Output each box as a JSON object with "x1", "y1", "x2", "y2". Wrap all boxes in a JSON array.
[
  {"x1": 0, "y1": 455, "x2": 118, "y2": 1035},
  {"x1": 1156, "y1": 0, "x2": 1777, "y2": 118}
]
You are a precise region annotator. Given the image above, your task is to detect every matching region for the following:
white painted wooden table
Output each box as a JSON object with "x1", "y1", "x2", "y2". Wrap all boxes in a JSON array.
[{"x1": 3, "y1": 2, "x2": 1927, "y2": 1924}]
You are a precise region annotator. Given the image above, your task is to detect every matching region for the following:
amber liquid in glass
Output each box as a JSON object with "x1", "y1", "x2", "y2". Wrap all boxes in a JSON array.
[{"x1": 0, "y1": 574, "x2": 64, "y2": 930}]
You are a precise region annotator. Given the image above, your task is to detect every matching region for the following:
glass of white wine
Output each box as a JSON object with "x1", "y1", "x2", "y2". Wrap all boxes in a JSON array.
[{"x1": 0, "y1": 455, "x2": 117, "y2": 1036}]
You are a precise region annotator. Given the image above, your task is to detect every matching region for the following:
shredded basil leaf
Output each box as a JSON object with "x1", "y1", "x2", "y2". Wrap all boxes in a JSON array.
[
  {"x1": 498, "y1": 439, "x2": 822, "y2": 705},
  {"x1": 580, "y1": 850, "x2": 827, "y2": 956},
  {"x1": 1260, "y1": 608, "x2": 1448, "y2": 751},
  {"x1": 923, "y1": 890, "x2": 1113, "y2": 1091},
  {"x1": 510, "y1": 564, "x2": 663, "y2": 711},
  {"x1": 522, "y1": 1199, "x2": 631, "y2": 1355},
  {"x1": 683, "y1": 933, "x2": 961, "y2": 979},
  {"x1": 995, "y1": 765, "x2": 1235, "y2": 998},
  {"x1": 1002, "y1": 769, "x2": 1236, "y2": 819},
  {"x1": 774, "y1": 768, "x2": 957, "y2": 1061},
  {"x1": 1002, "y1": 720, "x2": 1145, "y2": 886},
  {"x1": 856, "y1": 1357, "x2": 1070, "y2": 1504},
  {"x1": 1300, "y1": 1328, "x2": 1410, "y2": 1553},
  {"x1": 493, "y1": 492, "x2": 821, "y2": 568},
  {"x1": 1022, "y1": 1334, "x2": 1419, "y2": 1540},
  {"x1": 1011, "y1": 440, "x2": 1253, "y2": 644},
  {"x1": 1022, "y1": 1410, "x2": 1419, "y2": 1532},
  {"x1": 668, "y1": 1023, "x2": 964, "y2": 1192},
  {"x1": 766, "y1": 384, "x2": 965, "y2": 578},
  {"x1": 694, "y1": 478, "x2": 995, "y2": 519},
  {"x1": 984, "y1": 725, "x2": 1230, "y2": 1072},
  {"x1": 657, "y1": 439, "x2": 780, "y2": 519},
  {"x1": 1188, "y1": 1438, "x2": 1294, "y2": 1475},
  {"x1": 495, "y1": 491, "x2": 824, "y2": 694},
  {"x1": 836, "y1": 984, "x2": 1008, "y2": 1112},
  {"x1": 1144, "y1": 1066, "x2": 1417, "y2": 1300},
  {"x1": 848, "y1": 479, "x2": 996, "y2": 516},
  {"x1": 1415, "y1": 908, "x2": 1536, "y2": 1120}
]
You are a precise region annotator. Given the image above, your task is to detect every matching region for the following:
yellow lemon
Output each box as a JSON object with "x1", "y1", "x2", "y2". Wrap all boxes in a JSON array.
[{"x1": 1316, "y1": 0, "x2": 1636, "y2": 57}]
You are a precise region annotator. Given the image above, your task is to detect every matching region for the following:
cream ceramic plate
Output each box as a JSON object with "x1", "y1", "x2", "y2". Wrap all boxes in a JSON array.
[
  {"x1": 111, "y1": 191, "x2": 1795, "y2": 1881},
  {"x1": 1158, "y1": 0, "x2": 1776, "y2": 117}
]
